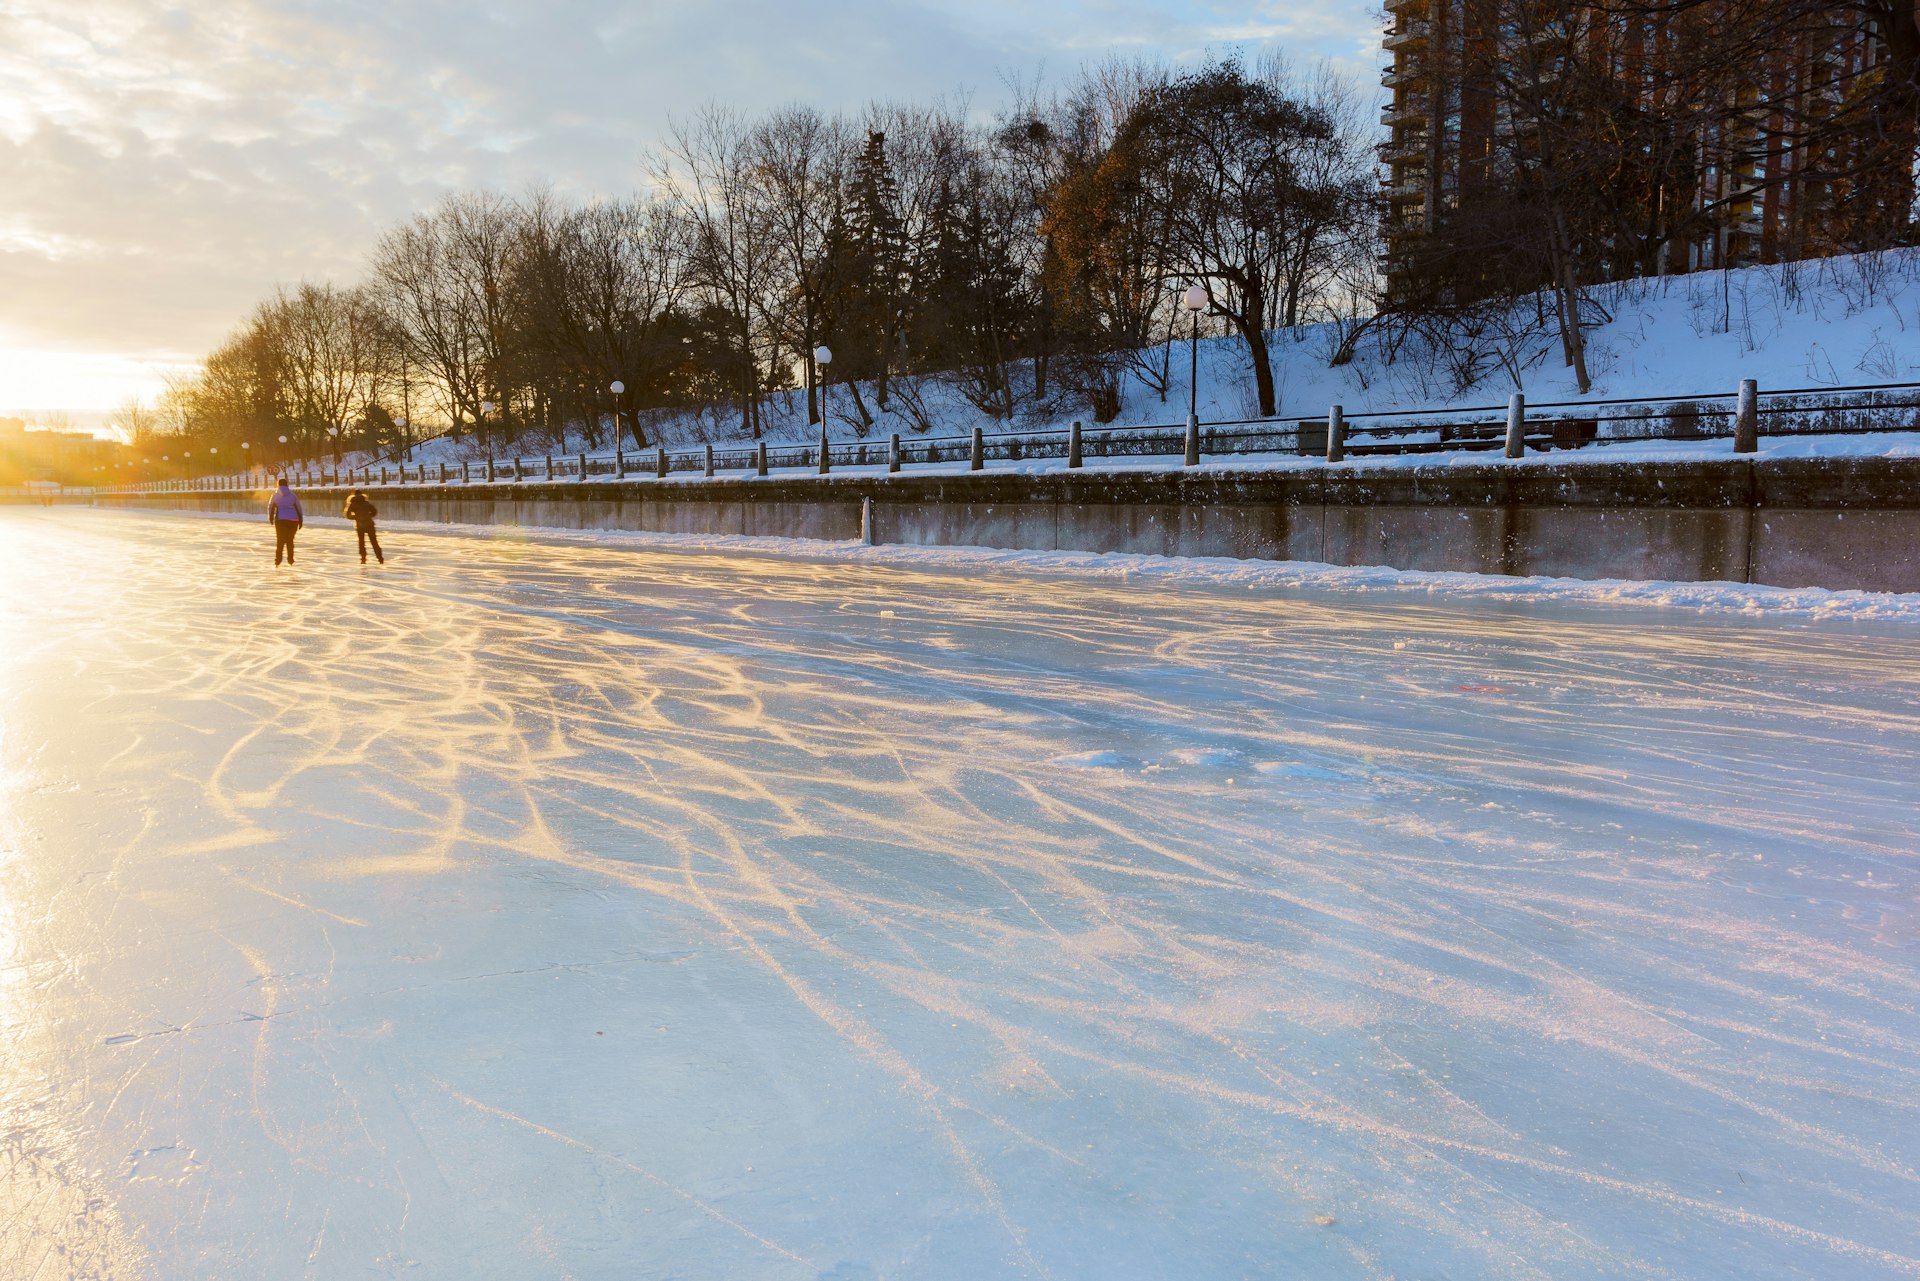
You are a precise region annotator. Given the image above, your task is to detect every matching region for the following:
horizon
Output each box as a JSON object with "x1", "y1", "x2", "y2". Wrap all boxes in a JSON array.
[{"x1": 0, "y1": 0, "x2": 1380, "y2": 427}]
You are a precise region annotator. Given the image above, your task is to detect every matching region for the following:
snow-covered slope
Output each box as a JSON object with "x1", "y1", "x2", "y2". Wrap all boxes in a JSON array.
[{"x1": 321, "y1": 248, "x2": 1920, "y2": 471}]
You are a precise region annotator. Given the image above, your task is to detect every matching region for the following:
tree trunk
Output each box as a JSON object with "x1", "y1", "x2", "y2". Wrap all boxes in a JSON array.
[
  {"x1": 844, "y1": 378, "x2": 875, "y2": 429},
  {"x1": 987, "y1": 304, "x2": 1013, "y2": 420},
  {"x1": 1547, "y1": 210, "x2": 1591, "y2": 393},
  {"x1": 1239, "y1": 318, "x2": 1277, "y2": 418},
  {"x1": 1033, "y1": 295, "x2": 1051, "y2": 398},
  {"x1": 805, "y1": 344, "x2": 818, "y2": 425}
]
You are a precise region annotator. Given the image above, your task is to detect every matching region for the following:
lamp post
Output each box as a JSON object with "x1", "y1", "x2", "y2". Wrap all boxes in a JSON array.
[
  {"x1": 277, "y1": 435, "x2": 288, "y2": 478},
  {"x1": 480, "y1": 400, "x2": 496, "y2": 480},
  {"x1": 813, "y1": 345, "x2": 832, "y2": 475},
  {"x1": 609, "y1": 380, "x2": 625, "y2": 475},
  {"x1": 1181, "y1": 283, "x2": 1207, "y2": 467},
  {"x1": 395, "y1": 416, "x2": 408, "y2": 468}
]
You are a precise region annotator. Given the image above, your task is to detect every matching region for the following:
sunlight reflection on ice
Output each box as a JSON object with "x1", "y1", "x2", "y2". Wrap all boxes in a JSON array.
[{"x1": 1, "y1": 507, "x2": 1918, "y2": 1281}]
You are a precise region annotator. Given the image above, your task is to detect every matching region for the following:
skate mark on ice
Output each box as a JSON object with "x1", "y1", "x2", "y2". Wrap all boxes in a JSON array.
[{"x1": 430, "y1": 1079, "x2": 814, "y2": 1268}]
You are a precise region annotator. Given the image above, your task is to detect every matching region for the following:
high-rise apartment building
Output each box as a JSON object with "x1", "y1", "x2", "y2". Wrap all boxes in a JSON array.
[{"x1": 1378, "y1": 0, "x2": 1911, "y2": 292}]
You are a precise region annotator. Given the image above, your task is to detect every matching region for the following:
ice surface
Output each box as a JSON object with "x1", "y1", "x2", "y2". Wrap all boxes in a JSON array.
[{"x1": 3, "y1": 507, "x2": 1918, "y2": 1279}]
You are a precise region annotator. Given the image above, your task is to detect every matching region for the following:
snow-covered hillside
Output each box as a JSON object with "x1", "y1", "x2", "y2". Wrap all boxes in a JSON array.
[{"x1": 322, "y1": 248, "x2": 1920, "y2": 470}]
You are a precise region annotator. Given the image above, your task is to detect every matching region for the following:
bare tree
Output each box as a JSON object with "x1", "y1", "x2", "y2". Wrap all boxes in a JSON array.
[
  {"x1": 749, "y1": 105, "x2": 852, "y2": 425},
  {"x1": 659, "y1": 107, "x2": 779, "y2": 438},
  {"x1": 1109, "y1": 58, "x2": 1365, "y2": 417},
  {"x1": 113, "y1": 397, "x2": 163, "y2": 450},
  {"x1": 269, "y1": 283, "x2": 397, "y2": 447},
  {"x1": 371, "y1": 200, "x2": 494, "y2": 439}
]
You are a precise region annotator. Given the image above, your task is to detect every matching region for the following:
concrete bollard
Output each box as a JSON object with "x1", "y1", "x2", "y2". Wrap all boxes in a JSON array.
[
  {"x1": 656, "y1": 447, "x2": 667, "y2": 478},
  {"x1": 1327, "y1": 406, "x2": 1346, "y2": 463},
  {"x1": 889, "y1": 432, "x2": 901, "y2": 474},
  {"x1": 1504, "y1": 392, "x2": 1526, "y2": 459},
  {"x1": 463, "y1": 461, "x2": 471, "y2": 485},
  {"x1": 1734, "y1": 378, "x2": 1758, "y2": 453},
  {"x1": 1184, "y1": 410, "x2": 1200, "y2": 467},
  {"x1": 1069, "y1": 421, "x2": 1083, "y2": 469},
  {"x1": 705, "y1": 443, "x2": 714, "y2": 478},
  {"x1": 817, "y1": 437, "x2": 830, "y2": 475},
  {"x1": 971, "y1": 426, "x2": 984, "y2": 471},
  {"x1": 860, "y1": 495, "x2": 874, "y2": 545},
  {"x1": 756, "y1": 440, "x2": 768, "y2": 477},
  {"x1": 575, "y1": 453, "x2": 586, "y2": 480},
  {"x1": 545, "y1": 454, "x2": 554, "y2": 480},
  {"x1": 614, "y1": 445, "x2": 624, "y2": 478}
]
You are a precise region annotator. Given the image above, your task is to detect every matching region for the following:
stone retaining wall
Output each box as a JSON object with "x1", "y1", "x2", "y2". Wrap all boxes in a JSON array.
[{"x1": 96, "y1": 457, "x2": 1920, "y2": 592}]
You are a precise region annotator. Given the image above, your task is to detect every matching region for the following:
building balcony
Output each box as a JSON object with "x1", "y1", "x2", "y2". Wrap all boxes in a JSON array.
[
  {"x1": 1382, "y1": 217, "x2": 1428, "y2": 246},
  {"x1": 1381, "y1": 66, "x2": 1414, "y2": 88},
  {"x1": 1385, "y1": 21, "x2": 1430, "y2": 50},
  {"x1": 1384, "y1": 181, "x2": 1428, "y2": 204},
  {"x1": 1384, "y1": 0, "x2": 1428, "y2": 14},
  {"x1": 1382, "y1": 98, "x2": 1430, "y2": 127},
  {"x1": 1377, "y1": 134, "x2": 1430, "y2": 164}
]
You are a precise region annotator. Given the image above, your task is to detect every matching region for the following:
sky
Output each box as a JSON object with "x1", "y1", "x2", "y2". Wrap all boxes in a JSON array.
[{"x1": 0, "y1": 0, "x2": 1381, "y2": 432}]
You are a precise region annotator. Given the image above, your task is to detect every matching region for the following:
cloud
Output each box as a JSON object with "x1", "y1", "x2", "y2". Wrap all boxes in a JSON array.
[{"x1": 0, "y1": 0, "x2": 1378, "y2": 412}]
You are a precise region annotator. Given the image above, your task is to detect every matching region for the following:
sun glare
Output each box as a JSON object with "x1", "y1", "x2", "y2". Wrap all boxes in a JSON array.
[{"x1": 0, "y1": 343, "x2": 182, "y2": 426}]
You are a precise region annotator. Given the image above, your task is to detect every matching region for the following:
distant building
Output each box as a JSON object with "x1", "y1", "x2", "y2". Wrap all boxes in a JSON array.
[
  {"x1": 1378, "y1": 0, "x2": 1911, "y2": 291},
  {"x1": 0, "y1": 419, "x2": 120, "y2": 486}
]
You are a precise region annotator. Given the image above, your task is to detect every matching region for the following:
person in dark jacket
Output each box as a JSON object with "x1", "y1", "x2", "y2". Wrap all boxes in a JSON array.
[
  {"x1": 266, "y1": 479, "x2": 303, "y2": 565},
  {"x1": 343, "y1": 490, "x2": 384, "y2": 564}
]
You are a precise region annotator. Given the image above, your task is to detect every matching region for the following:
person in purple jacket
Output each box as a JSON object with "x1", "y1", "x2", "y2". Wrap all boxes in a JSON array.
[{"x1": 266, "y1": 478, "x2": 304, "y2": 565}]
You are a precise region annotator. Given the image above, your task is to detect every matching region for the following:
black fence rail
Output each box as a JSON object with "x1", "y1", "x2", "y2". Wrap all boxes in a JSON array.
[{"x1": 101, "y1": 378, "x2": 1920, "y2": 496}]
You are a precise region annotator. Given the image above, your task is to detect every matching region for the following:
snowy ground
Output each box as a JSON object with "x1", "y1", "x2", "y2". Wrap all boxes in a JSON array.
[
  {"x1": 251, "y1": 248, "x2": 1920, "y2": 479},
  {"x1": 4, "y1": 507, "x2": 1919, "y2": 1280}
]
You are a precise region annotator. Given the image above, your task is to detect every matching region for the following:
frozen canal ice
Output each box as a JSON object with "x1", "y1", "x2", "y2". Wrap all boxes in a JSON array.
[{"x1": 2, "y1": 507, "x2": 1918, "y2": 1279}]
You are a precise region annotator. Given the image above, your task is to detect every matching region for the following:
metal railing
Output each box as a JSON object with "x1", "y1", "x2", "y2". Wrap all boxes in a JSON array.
[
  {"x1": 0, "y1": 485, "x2": 96, "y2": 500},
  {"x1": 96, "y1": 378, "x2": 1920, "y2": 496}
]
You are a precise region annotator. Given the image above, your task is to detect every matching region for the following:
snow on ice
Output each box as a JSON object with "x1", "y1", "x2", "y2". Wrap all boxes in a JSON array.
[{"x1": 2, "y1": 506, "x2": 1918, "y2": 1279}]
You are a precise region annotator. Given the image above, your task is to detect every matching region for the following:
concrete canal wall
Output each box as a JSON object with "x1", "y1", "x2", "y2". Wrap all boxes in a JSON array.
[{"x1": 96, "y1": 456, "x2": 1920, "y2": 593}]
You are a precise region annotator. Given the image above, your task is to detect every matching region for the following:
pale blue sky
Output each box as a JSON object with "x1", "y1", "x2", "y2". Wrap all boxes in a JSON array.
[{"x1": 0, "y1": 0, "x2": 1382, "y2": 416}]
